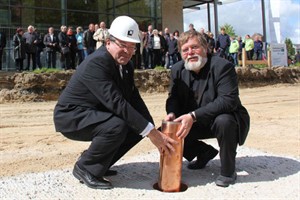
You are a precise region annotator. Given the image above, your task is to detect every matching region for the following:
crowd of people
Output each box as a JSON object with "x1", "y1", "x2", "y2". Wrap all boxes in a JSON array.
[
  {"x1": 11, "y1": 22, "x2": 110, "y2": 71},
  {"x1": 1, "y1": 21, "x2": 299, "y2": 71}
]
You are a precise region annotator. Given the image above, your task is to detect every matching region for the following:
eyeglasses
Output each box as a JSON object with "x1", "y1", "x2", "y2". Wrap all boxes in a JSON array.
[
  {"x1": 112, "y1": 39, "x2": 137, "y2": 52},
  {"x1": 181, "y1": 45, "x2": 201, "y2": 55}
]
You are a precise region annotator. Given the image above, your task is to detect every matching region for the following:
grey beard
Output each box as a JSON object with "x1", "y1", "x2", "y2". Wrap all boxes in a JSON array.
[{"x1": 184, "y1": 55, "x2": 207, "y2": 72}]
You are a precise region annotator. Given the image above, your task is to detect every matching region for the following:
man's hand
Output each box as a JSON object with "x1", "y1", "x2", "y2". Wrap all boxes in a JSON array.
[
  {"x1": 147, "y1": 128, "x2": 178, "y2": 156},
  {"x1": 173, "y1": 113, "x2": 194, "y2": 139},
  {"x1": 164, "y1": 112, "x2": 175, "y2": 121}
]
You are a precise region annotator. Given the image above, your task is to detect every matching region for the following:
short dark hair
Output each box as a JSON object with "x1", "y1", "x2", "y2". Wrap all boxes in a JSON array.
[{"x1": 16, "y1": 27, "x2": 23, "y2": 33}]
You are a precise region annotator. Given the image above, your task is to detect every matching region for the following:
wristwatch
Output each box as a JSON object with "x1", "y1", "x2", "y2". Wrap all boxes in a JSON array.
[{"x1": 189, "y1": 112, "x2": 197, "y2": 122}]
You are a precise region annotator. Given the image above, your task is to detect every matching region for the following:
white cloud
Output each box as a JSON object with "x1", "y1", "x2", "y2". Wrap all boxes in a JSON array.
[
  {"x1": 183, "y1": 0, "x2": 300, "y2": 44},
  {"x1": 278, "y1": 0, "x2": 300, "y2": 44}
]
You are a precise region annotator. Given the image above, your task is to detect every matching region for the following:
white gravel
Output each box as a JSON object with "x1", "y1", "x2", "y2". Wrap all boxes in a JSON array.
[{"x1": 1, "y1": 141, "x2": 299, "y2": 200}]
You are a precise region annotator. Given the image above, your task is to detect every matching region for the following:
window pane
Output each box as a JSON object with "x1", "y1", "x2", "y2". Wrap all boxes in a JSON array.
[
  {"x1": 128, "y1": 0, "x2": 151, "y2": 17},
  {"x1": 0, "y1": 5, "x2": 9, "y2": 25},
  {"x1": 114, "y1": 0, "x2": 129, "y2": 16},
  {"x1": 67, "y1": 0, "x2": 98, "y2": 11},
  {"x1": 67, "y1": 11, "x2": 99, "y2": 28},
  {"x1": 35, "y1": 9, "x2": 62, "y2": 28},
  {"x1": 35, "y1": 0, "x2": 61, "y2": 9}
]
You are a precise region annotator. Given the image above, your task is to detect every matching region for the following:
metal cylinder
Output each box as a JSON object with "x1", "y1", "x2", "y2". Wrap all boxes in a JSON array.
[{"x1": 158, "y1": 121, "x2": 184, "y2": 192}]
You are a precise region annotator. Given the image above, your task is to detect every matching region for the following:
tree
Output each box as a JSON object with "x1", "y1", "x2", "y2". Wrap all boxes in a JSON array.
[
  {"x1": 285, "y1": 38, "x2": 295, "y2": 57},
  {"x1": 219, "y1": 23, "x2": 236, "y2": 37}
]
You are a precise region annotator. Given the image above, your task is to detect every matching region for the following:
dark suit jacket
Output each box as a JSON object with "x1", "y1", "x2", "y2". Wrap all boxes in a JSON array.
[
  {"x1": 0, "y1": 32, "x2": 6, "y2": 50},
  {"x1": 166, "y1": 55, "x2": 250, "y2": 145},
  {"x1": 43, "y1": 33, "x2": 59, "y2": 52},
  {"x1": 22, "y1": 31, "x2": 38, "y2": 53},
  {"x1": 54, "y1": 46, "x2": 153, "y2": 133}
]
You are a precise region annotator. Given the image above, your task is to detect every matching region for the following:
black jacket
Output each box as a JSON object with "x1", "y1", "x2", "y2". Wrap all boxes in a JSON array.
[
  {"x1": 22, "y1": 31, "x2": 38, "y2": 53},
  {"x1": 13, "y1": 33, "x2": 26, "y2": 60},
  {"x1": 54, "y1": 46, "x2": 153, "y2": 133},
  {"x1": 43, "y1": 33, "x2": 59, "y2": 52},
  {"x1": 166, "y1": 55, "x2": 250, "y2": 145},
  {"x1": 83, "y1": 30, "x2": 96, "y2": 49},
  {"x1": 0, "y1": 32, "x2": 6, "y2": 50}
]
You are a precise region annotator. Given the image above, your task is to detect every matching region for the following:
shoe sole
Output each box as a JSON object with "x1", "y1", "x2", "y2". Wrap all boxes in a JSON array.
[
  {"x1": 215, "y1": 173, "x2": 237, "y2": 187},
  {"x1": 187, "y1": 149, "x2": 219, "y2": 170},
  {"x1": 72, "y1": 169, "x2": 113, "y2": 189}
]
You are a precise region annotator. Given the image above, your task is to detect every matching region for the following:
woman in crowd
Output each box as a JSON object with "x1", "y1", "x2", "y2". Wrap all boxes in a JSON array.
[
  {"x1": 13, "y1": 28, "x2": 26, "y2": 71},
  {"x1": 76, "y1": 26, "x2": 84, "y2": 66},
  {"x1": 67, "y1": 27, "x2": 78, "y2": 69},
  {"x1": 150, "y1": 29, "x2": 165, "y2": 67}
]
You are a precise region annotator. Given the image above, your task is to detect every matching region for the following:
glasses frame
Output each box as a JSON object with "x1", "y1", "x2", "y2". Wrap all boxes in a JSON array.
[{"x1": 110, "y1": 38, "x2": 137, "y2": 52}]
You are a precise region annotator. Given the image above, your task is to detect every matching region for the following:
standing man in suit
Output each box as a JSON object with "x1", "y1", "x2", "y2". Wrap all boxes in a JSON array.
[
  {"x1": 143, "y1": 24, "x2": 153, "y2": 69},
  {"x1": 0, "y1": 30, "x2": 6, "y2": 70},
  {"x1": 53, "y1": 16, "x2": 177, "y2": 190},
  {"x1": 164, "y1": 30, "x2": 250, "y2": 187},
  {"x1": 44, "y1": 27, "x2": 59, "y2": 68},
  {"x1": 215, "y1": 27, "x2": 230, "y2": 59},
  {"x1": 23, "y1": 25, "x2": 38, "y2": 70},
  {"x1": 83, "y1": 23, "x2": 96, "y2": 58}
]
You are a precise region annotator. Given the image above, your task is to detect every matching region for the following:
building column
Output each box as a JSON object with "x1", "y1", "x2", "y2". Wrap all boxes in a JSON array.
[{"x1": 161, "y1": 0, "x2": 183, "y2": 33}]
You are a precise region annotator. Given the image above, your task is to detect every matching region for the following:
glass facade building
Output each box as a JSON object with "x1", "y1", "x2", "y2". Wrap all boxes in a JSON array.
[{"x1": 0, "y1": 0, "x2": 162, "y2": 70}]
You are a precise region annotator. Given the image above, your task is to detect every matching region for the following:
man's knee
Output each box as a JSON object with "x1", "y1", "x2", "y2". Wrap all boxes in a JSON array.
[
  {"x1": 212, "y1": 114, "x2": 238, "y2": 138},
  {"x1": 214, "y1": 113, "x2": 235, "y2": 126},
  {"x1": 104, "y1": 117, "x2": 128, "y2": 139}
]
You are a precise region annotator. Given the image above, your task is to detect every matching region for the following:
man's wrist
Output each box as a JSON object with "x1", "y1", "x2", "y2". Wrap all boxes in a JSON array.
[
  {"x1": 140, "y1": 122, "x2": 155, "y2": 137},
  {"x1": 189, "y1": 111, "x2": 196, "y2": 122}
]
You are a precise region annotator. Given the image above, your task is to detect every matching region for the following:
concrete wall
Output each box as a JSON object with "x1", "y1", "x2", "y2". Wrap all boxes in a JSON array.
[{"x1": 161, "y1": 0, "x2": 183, "y2": 33}]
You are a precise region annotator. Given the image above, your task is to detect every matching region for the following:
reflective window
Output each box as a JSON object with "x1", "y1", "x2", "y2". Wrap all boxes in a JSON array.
[
  {"x1": 67, "y1": 0, "x2": 99, "y2": 11},
  {"x1": 0, "y1": 0, "x2": 162, "y2": 71}
]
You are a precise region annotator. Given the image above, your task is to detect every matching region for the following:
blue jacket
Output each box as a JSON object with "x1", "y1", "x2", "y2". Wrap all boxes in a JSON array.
[
  {"x1": 216, "y1": 34, "x2": 230, "y2": 50},
  {"x1": 254, "y1": 40, "x2": 263, "y2": 52}
]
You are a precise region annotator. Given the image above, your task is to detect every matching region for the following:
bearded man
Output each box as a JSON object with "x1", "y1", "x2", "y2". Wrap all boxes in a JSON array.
[{"x1": 164, "y1": 30, "x2": 250, "y2": 187}]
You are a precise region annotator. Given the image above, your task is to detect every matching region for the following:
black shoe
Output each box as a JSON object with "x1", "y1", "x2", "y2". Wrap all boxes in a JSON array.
[
  {"x1": 77, "y1": 151, "x2": 117, "y2": 177},
  {"x1": 187, "y1": 146, "x2": 218, "y2": 170},
  {"x1": 215, "y1": 172, "x2": 237, "y2": 187},
  {"x1": 72, "y1": 163, "x2": 113, "y2": 189},
  {"x1": 104, "y1": 169, "x2": 118, "y2": 176}
]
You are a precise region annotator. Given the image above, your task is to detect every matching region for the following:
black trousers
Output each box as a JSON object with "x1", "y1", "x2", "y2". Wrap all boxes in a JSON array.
[
  {"x1": 0, "y1": 49, "x2": 3, "y2": 70},
  {"x1": 143, "y1": 48, "x2": 152, "y2": 69},
  {"x1": 46, "y1": 51, "x2": 56, "y2": 68},
  {"x1": 62, "y1": 116, "x2": 143, "y2": 177},
  {"x1": 183, "y1": 113, "x2": 238, "y2": 177},
  {"x1": 26, "y1": 52, "x2": 36, "y2": 70},
  {"x1": 246, "y1": 49, "x2": 254, "y2": 60},
  {"x1": 15, "y1": 59, "x2": 24, "y2": 71}
]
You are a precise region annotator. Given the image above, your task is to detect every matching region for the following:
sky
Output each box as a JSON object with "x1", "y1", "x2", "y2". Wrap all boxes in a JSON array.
[{"x1": 183, "y1": 0, "x2": 300, "y2": 44}]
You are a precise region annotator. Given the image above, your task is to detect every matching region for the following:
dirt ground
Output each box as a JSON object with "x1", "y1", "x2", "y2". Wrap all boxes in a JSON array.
[{"x1": 0, "y1": 83, "x2": 299, "y2": 177}]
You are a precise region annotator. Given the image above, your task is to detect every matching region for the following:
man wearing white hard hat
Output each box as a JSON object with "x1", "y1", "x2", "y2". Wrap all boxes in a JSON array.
[{"x1": 53, "y1": 16, "x2": 177, "y2": 189}]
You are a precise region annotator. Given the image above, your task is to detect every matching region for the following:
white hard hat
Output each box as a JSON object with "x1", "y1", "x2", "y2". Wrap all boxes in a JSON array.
[{"x1": 108, "y1": 16, "x2": 140, "y2": 43}]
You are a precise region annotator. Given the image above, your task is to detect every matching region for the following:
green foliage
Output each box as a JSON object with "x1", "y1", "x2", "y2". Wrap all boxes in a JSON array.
[
  {"x1": 220, "y1": 23, "x2": 236, "y2": 37},
  {"x1": 33, "y1": 67, "x2": 62, "y2": 74},
  {"x1": 154, "y1": 66, "x2": 167, "y2": 70},
  {"x1": 285, "y1": 38, "x2": 295, "y2": 56},
  {"x1": 293, "y1": 62, "x2": 300, "y2": 67},
  {"x1": 253, "y1": 64, "x2": 268, "y2": 69}
]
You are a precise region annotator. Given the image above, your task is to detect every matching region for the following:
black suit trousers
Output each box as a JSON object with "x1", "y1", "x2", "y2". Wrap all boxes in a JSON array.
[
  {"x1": 183, "y1": 113, "x2": 238, "y2": 176},
  {"x1": 62, "y1": 116, "x2": 143, "y2": 177}
]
